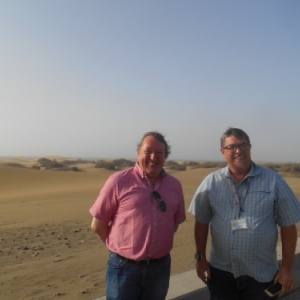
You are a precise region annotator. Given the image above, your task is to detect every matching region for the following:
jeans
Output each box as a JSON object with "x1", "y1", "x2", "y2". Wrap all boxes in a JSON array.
[
  {"x1": 106, "y1": 252, "x2": 171, "y2": 300},
  {"x1": 207, "y1": 266, "x2": 278, "y2": 300}
]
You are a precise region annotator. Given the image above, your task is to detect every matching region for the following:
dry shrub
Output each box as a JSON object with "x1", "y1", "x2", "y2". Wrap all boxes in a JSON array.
[
  {"x1": 165, "y1": 160, "x2": 186, "y2": 171},
  {"x1": 95, "y1": 160, "x2": 115, "y2": 170},
  {"x1": 261, "y1": 163, "x2": 300, "y2": 177},
  {"x1": 35, "y1": 158, "x2": 81, "y2": 172}
]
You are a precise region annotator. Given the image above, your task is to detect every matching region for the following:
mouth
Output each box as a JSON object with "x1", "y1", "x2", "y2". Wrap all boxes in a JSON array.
[{"x1": 233, "y1": 155, "x2": 245, "y2": 160}]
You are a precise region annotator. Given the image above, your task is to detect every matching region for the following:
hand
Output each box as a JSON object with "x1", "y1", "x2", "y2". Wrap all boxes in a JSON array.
[
  {"x1": 275, "y1": 266, "x2": 295, "y2": 294},
  {"x1": 196, "y1": 259, "x2": 211, "y2": 285}
]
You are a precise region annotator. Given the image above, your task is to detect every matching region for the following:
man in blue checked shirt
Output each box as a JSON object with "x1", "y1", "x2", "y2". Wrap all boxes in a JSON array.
[{"x1": 189, "y1": 127, "x2": 300, "y2": 300}]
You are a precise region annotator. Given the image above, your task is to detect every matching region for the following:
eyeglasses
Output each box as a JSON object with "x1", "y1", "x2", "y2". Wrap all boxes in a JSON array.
[
  {"x1": 223, "y1": 143, "x2": 251, "y2": 153},
  {"x1": 151, "y1": 191, "x2": 167, "y2": 212}
]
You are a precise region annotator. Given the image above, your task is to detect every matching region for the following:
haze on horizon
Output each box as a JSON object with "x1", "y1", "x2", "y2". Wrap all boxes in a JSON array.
[{"x1": 1, "y1": 1, "x2": 300, "y2": 163}]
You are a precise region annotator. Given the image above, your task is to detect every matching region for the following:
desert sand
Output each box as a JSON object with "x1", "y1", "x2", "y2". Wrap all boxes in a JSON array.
[{"x1": 1, "y1": 157, "x2": 300, "y2": 300}]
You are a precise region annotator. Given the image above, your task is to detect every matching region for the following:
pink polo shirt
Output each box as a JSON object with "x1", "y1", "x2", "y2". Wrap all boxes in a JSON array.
[{"x1": 89, "y1": 163, "x2": 186, "y2": 261}]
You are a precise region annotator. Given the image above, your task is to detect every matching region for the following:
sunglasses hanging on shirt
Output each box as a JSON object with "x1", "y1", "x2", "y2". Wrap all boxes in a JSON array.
[{"x1": 151, "y1": 191, "x2": 167, "y2": 212}]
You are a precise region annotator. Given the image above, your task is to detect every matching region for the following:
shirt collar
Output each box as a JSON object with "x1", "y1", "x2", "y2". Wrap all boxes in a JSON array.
[{"x1": 222, "y1": 161, "x2": 259, "y2": 179}]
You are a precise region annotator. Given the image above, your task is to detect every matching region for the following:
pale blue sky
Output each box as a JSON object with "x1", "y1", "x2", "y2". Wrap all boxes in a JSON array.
[{"x1": 1, "y1": 1, "x2": 299, "y2": 162}]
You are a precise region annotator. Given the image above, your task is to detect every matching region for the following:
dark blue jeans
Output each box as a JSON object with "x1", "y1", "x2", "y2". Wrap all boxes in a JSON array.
[
  {"x1": 207, "y1": 266, "x2": 278, "y2": 300},
  {"x1": 106, "y1": 252, "x2": 171, "y2": 300}
]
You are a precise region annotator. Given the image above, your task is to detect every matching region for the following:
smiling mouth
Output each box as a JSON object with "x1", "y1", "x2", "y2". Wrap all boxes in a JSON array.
[{"x1": 234, "y1": 155, "x2": 245, "y2": 160}]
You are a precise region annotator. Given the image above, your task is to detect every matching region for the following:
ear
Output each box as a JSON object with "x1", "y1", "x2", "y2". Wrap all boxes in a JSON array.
[{"x1": 220, "y1": 148, "x2": 226, "y2": 157}]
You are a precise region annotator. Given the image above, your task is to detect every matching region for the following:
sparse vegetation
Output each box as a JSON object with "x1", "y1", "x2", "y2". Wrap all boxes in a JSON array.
[
  {"x1": 11, "y1": 157, "x2": 298, "y2": 177},
  {"x1": 95, "y1": 158, "x2": 135, "y2": 170},
  {"x1": 183, "y1": 161, "x2": 201, "y2": 167},
  {"x1": 261, "y1": 163, "x2": 300, "y2": 177},
  {"x1": 36, "y1": 158, "x2": 64, "y2": 169},
  {"x1": 111, "y1": 158, "x2": 135, "y2": 168},
  {"x1": 95, "y1": 160, "x2": 115, "y2": 170},
  {"x1": 166, "y1": 161, "x2": 300, "y2": 176},
  {"x1": 165, "y1": 160, "x2": 227, "y2": 171},
  {"x1": 4, "y1": 163, "x2": 26, "y2": 168},
  {"x1": 61, "y1": 159, "x2": 96, "y2": 166},
  {"x1": 31, "y1": 165, "x2": 41, "y2": 170},
  {"x1": 33, "y1": 158, "x2": 82, "y2": 172},
  {"x1": 165, "y1": 160, "x2": 186, "y2": 171},
  {"x1": 186, "y1": 161, "x2": 227, "y2": 169}
]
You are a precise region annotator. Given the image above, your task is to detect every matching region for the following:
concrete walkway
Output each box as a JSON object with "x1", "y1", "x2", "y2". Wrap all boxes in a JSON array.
[
  {"x1": 93, "y1": 238, "x2": 300, "y2": 300},
  {"x1": 170, "y1": 255, "x2": 300, "y2": 300}
]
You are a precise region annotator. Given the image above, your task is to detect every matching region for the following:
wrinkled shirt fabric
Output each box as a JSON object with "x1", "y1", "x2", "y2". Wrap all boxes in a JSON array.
[
  {"x1": 90, "y1": 163, "x2": 186, "y2": 261},
  {"x1": 189, "y1": 162, "x2": 300, "y2": 282}
]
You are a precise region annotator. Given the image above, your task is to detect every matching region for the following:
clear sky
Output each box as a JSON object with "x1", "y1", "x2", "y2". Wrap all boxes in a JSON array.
[{"x1": 1, "y1": 1, "x2": 300, "y2": 162}]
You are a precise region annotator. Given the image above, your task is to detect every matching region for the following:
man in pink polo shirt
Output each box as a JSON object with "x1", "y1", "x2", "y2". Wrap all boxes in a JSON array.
[{"x1": 90, "y1": 131, "x2": 186, "y2": 300}]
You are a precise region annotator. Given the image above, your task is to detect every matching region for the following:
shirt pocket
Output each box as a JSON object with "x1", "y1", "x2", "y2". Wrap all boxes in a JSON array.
[
  {"x1": 245, "y1": 190, "x2": 274, "y2": 222},
  {"x1": 245, "y1": 190, "x2": 274, "y2": 215}
]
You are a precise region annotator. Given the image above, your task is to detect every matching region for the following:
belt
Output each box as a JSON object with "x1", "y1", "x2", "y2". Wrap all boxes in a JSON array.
[{"x1": 110, "y1": 251, "x2": 168, "y2": 265}]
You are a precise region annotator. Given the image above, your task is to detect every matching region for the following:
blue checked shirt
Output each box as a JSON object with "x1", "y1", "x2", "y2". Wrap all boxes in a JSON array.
[{"x1": 188, "y1": 163, "x2": 300, "y2": 282}]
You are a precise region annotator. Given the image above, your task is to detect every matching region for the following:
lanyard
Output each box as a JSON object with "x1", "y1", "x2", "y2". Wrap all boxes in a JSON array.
[{"x1": 230, "y1": 178, "x2": 249, "y2": 218}]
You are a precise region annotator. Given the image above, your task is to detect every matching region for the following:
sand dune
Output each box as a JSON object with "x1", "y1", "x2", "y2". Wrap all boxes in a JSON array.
[{"x1": 1, "y1": 158, "x2": 299, "y2": 299}]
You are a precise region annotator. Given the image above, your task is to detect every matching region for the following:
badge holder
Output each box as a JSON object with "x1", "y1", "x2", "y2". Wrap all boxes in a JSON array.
[{"x1": 231, "y1": 218, "x2": 249, "y2": 231}]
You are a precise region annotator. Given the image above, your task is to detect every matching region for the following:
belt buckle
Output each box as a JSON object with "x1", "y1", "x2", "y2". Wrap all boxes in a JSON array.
[{"x1": 139, "y1": 258, "x2": 151, "y2": 265}]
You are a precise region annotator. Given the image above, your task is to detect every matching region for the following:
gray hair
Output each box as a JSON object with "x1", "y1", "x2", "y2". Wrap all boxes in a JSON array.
[
  {"x1": 137, "y1": 131, "x2": 171, "y2": 159},
  {"x1": 220, "y1": 127, "x2": 251, "y2": 148}
]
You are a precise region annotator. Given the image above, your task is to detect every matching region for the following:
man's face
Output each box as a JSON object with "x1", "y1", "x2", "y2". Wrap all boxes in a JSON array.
[
  {"x1": 220, "y1": 135, "x2": 252, "y2": 172},
  {"x1": 138, "y1": 136, "x2": 166, "y2": 181}
]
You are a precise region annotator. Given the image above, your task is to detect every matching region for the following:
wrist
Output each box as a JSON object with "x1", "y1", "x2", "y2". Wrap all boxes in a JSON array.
[{"x1": 194, "y1": 252, "x2": 206, "y2": 261}]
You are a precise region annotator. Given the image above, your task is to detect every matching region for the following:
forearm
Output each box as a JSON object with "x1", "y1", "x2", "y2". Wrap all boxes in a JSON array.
[
  {"x1": 275, "y1": 225, "x2": 298, "y2": 293},
  {"x1": 91, "y1": 217, "x2": 110, "y2": 244},
  {"x1": 280, "y1": 224, "x2": 298, "y2": 270},
  {"x1": 194, "y1": 221, "x2": 209, "y2": 254},
  {"x1": 194, "y1": 220, "x2": 210, "y2": 284},
  {"x1": 94, "y1": 227, "x2": 109, "y2": 244}
]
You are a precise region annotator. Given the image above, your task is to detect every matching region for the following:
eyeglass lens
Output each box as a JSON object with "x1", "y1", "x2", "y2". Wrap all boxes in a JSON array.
[{"x1": 225, "y1": 143, "x2": 250, "y2": 152}]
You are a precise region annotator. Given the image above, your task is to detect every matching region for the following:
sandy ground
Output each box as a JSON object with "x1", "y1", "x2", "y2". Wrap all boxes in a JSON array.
[{"x1": 1, "y1": 157, "x2": 300, "y2": 300}]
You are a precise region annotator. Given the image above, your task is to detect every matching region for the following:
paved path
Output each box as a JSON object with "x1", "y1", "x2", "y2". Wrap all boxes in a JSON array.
[
  {"x1": 279, "y1": 287, "x2": 300, "y2": 300},
  {"x1": 93, "y1": 239, "x2": 300, "y2": 300}
]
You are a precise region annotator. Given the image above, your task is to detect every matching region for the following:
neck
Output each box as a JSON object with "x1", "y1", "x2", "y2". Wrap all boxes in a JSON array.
[
  {"x1": 147, "y1": 175, "x2": 160, "y2": 187},
  {"x1": 149, "y1": 179, "x2": 156, "y2": 187},
  {"x1": 231, "y1": 172, "x2": 247, "y2": 183},
  {"x1": 230, "y1": 166, "x2": 251, "y2": 183}
]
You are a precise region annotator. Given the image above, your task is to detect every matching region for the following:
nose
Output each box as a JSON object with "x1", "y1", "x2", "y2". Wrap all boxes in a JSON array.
[{"x1": 150, "y1": 152, "x2": 157, "y2": 160}]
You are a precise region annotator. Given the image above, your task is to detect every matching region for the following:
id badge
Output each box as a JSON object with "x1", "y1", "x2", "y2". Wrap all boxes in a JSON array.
[{"x1": 231, "y1": 218, "x2": 249, "y2": 231}]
